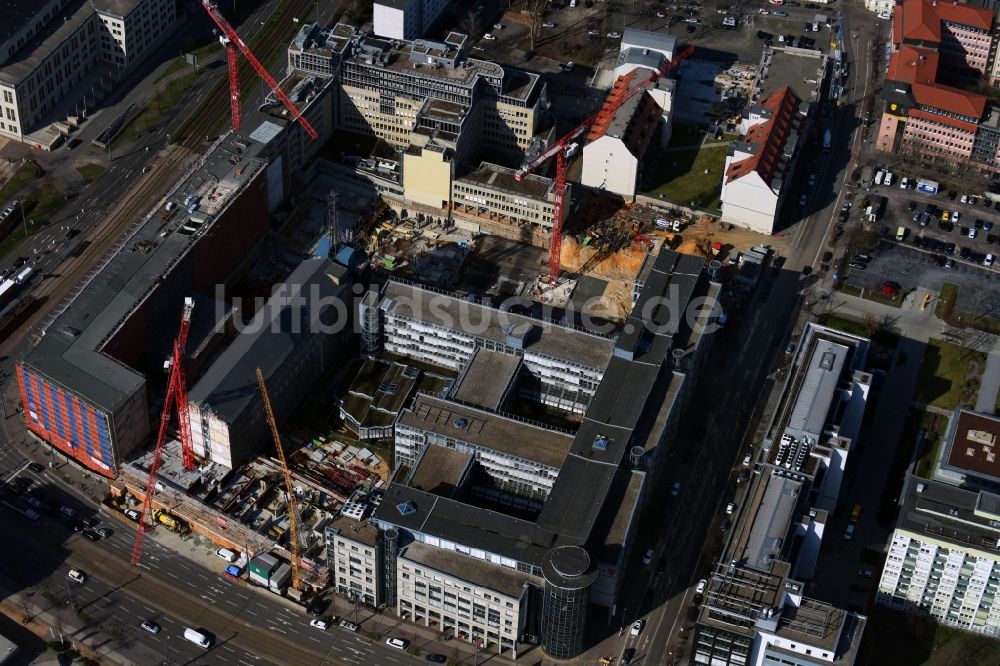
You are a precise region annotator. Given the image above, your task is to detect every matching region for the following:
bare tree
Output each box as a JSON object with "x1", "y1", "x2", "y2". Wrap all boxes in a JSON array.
[
  {"x1": 460, "y1": 10, "x2": 483, "y2": 39},
  {"x1": 525, "y1": 0, "x2": 547, "y2": 50}
]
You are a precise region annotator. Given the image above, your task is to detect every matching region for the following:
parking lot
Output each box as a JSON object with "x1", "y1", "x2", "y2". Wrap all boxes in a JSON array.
[{"x1": 845, "y1": 240, "x2": 1000, "y2": 317}]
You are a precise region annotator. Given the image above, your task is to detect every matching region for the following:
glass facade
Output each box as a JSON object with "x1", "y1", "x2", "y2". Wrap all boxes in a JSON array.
[{"x1": 540, "y1": 546, "x2": 596, "y2": 659}]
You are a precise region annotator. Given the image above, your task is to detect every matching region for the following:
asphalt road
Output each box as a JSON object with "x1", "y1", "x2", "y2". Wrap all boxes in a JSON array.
[{"x1": 0, "y1": 462, "x2": 425, "y2": 666}]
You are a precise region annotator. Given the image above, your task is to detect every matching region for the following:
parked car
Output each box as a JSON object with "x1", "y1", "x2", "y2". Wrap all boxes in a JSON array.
[
  {"x1": 631, "y1": 620, "x2": 645, "y2": 637},
  {"x1": 542, "y1": 21, "x2": 556, "y2": 27},
  {"x1": 622, "y1": 648, "x2": 637, "y2": 665},
  {"x1": 843, "y1": 524, "x2": 855, "y2": 540},
  {"x1": 607, "y1": 31, "x2": 622, "y2": 38},
  {"x1": 725, "y1": 503, "x2": 736, "y2": 515},
  {"x1": 774, "y1": 11, "x2": 788, "y2": 17},
  {"x1": 386, "y1": 638, "x2": 409, "y2": 649},
  {"x1": 67, "y1": 569, "x2": 87, "y2": 584},
  {"x1": 483, "y1": 33, "x2": 497, "y2": 40},
  {"x1": 696, "y1": 579, "x2": 707, "y2": 594},
  {"x1": 426, "y1": 656, "x2": 447, "y2": 664},
  {"x1": 82, "y1": 529, "x2": 101, "y2": 542},
  {"x1": 27, "y1": 462, "x2": 44, "y2": 473},
  {"x1": 141, "y1": 621, "x2": 161, "y2": 634},
  {"x1": 642, "y1": 548, "x2": 654, "y2": 565},
  {"x1": 671, "y1": 481, "x2": 681, "y2": 496},
  {"x1": 857, "y1": 569, "x2": 874, "y2": 578},
  {"x1": 310, "y1": 618, "x2": 329, "y2": 631},
  {"x1": 96, "y1": 527, "x2": 113, "y2": 538},
  {"x1": 339, "y1": 619, "x2": 360, "y2": 632}
]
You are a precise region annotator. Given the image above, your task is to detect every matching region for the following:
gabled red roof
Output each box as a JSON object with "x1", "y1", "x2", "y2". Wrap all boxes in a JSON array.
[
  {"x1": 887, "y1": 45, "x2": 939, "y2": 84},
  {"x1": 587, "y1": 72, "x2": 638, "y2": 142},
  {"x1": 899, "y1": 0, "x2": 940, "y2": 43},
  {"x1": 895, "y1": 0, "x2": 993, "y2": 45},
  {"x1": 936, "y1": 1, "x2": 993, "y2": 31},
  {"x1": 911, "y1": 81, "x2": 985, "y2": 118},
  {"x1": 725, "y1": 87, "x2": 800, "y2": 185}
]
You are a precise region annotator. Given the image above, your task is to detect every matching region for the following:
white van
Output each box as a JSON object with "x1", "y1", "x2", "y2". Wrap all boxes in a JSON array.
[
  {"x1": 216, "y1": 548, "x2": 238, "y2": 563},
  {"x1": 184, "y1": 628, "x2": 211, "y2": 648}
]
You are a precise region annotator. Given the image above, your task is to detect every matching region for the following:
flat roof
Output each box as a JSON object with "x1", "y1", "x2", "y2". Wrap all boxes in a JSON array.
[
  {"x1": 898, "y1": 475, "x2": 1000, "y2": 558},
  {"x1": 341, "y1": 358, "x2": 421, "y2": 427},
  {"x1": 381, "y1": 280, "x2": 614, "y2": 370},
  {"x1": 758, "y1": 48, "x2": 827, "y2": 104},
  {"x1": 401, "y1": 541, "x2": 540, "y2": 599},
  {"x1": 93, "y1": 0, "x2": 142, "y2": 16},
  {"x1": 25, "y1": 139, "x2": 267, "y2": 412},
  {"x1": 188, "y1": 258, "x2": 350, "y2": 424},
  {"x1": 0, "y1": 0, "x2": 50, "y2": 51},
  {"x1": 786, "y1": 338, "x2": 848, "y2": 438},
  {"x1": 943, "y1": 409, "x2": 1000, "y2": 483},
  {"x1": 374, "y1": 483, "x2": 551, "y2": 565},
  {"x1": 327, "y1": 512, "x2": 379, "y2": 547},
  {"x1": 741, "y1": 471, "x2": 802, "y2": 572},
  {"x1": 597, "y1": 469, "x2": 645, "y2": 563},
  {"x1": 460, "y1": 161, "x2": 553, "y2": 199},
  {"x1": 451, "y1": 348, "x2": 520, "y2": 411},
  {"x1": 399, "y1": 394, "x2": 573, "y2": 469},
  {"x1": 408, "y1": 444, "x2": 473, "y2": 498},
  {"x1": 620, "y1": 28, "x2": 676, "y2": 56}
]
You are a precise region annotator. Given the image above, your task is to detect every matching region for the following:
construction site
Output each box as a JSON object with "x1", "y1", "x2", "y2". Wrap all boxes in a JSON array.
[{"x1": 12, "y1": 7, "x2": 795, "y2": 631}]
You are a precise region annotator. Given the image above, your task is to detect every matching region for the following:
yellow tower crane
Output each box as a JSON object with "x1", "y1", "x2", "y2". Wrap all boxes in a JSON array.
[{"x1": 256, "y1": 367, "x2": 302, "y2": 591}]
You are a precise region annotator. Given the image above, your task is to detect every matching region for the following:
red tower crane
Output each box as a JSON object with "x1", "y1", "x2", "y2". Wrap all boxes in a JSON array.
[
  {"x1": 131, "y1": 298, "x2": 196, "y2": 566},
  {"x1": 200, "y1": 1, "x2": 318, "y2": 140},
  {"x1": 515, "y1": 46, "x2": 694, "y2": 283}
]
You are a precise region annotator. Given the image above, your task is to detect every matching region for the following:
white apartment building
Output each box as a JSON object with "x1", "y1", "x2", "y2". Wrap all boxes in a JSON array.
[
  {"x1": 398, "y1": 541, "x2": 538, "y2": 654},
  {"x1": 863, "y1": 0, "x2": 895, "y2": 14},
  {"x1": 0, "y1": 0, "x2": 177, "y2": 144},
  {"x1": 877, "y1": 409, "x2": 1000, "y2": 636},
  {"x1": 326, "y1": 500, "x2": 382, "y2": 607},
  {"x1": 373, "y1": 0, "x2": 450, "y2": 41},
  {"x1": 379, "y1": 280, "x2": 613, "y2": 414}
]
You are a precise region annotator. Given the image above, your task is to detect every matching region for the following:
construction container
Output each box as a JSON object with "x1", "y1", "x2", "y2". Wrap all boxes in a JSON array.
[
  {"x1": 269, "y1": 563, "x2": 291, "y2": 593},
  {"x1": 249, "y1": 552, "x2": 280, "y2": 586}
]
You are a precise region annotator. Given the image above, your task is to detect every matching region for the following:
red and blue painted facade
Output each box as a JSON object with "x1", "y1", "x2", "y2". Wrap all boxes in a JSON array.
[{"x1": 16, "y1": 363, "x2": 115, "y2": 477}]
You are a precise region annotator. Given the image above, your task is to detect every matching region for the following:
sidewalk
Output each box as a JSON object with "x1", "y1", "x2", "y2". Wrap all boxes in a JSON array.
[{"x1": 0, "y1": 581, "x2": 131, "y2": 665}]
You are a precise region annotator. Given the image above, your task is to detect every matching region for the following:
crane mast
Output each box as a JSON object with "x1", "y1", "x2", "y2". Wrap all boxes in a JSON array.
[
  {"x1": 256, "y1": 368, "x2": 303, "y2": 591},
  {"x1": 200, "y1": 1, "x2": 318, "y2": 140},
  {"x1": 131, "y1": 298, "x2": 196, "y2": 565},
  {"x1": 515, "y1": 47, "x2": 694, "y2": 283}
]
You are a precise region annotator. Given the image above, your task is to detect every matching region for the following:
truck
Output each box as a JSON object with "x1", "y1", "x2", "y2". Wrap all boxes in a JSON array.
[
  {"x1": 152, "y1": 509, "x2": 181, "y2": 531},
  {"x1": 14, "y1": 266, "x2": 31, "y2": 284},
  {"x1": 916, "y1": 179, "x2": 939, "y2": 195},
  {"x1": 874, "y1": 169, "x2": 884, "y2": 186},
  {"x1": 822, "y1": 128, "x2": 832, "y2": 151}
]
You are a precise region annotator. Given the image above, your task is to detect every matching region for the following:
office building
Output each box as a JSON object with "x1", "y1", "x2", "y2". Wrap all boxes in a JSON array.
[
  {"x1": 377, "y1": 279, "x2": 614, "y2": 414},
  {"x1": 693, "y1": 323, "x2": 870, "y2": 666},
  {"x1": 373, "y1": 0, "x2": 449, "y2": 41},
  {"x1": 877, "y1": 409, "x2": 1000, "y2": 637},
  {"x1": 357, "y1": 250, "x2": 721, "y2": 658},
  {"x1": 581, "y1": 73, "x2": 675, "y2": 199},
  {"x1": 721, "y1": 44, "x2": 826, "y2": 234},
  {"x1": 334, "y1": 25, "x2": 546, "y2": 165},
  {"x1": 326, "y1": 495, "x2": 384, "y2": 607},
  {"x1": 187, "y1": 258, "x2": 354, "y2": 470},
  {"x1": 0, "y1": 0, "x2": 178, "y2": 146},
  {"x1": 17, "y1": 139, "x2": 271, "y2": 476},
  {"x1": 877, "y1": 0, "x2": 998, "y2": 166}
]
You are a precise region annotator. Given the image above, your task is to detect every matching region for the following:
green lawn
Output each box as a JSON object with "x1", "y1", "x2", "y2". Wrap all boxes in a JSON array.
[
  {"x1": 914, "y1": 410, "x2": 950, "y2": 479},
  {"x1": 643, "y1": 125, "x2": 732, "y2": 211},
  {"x1": 864, "y1": 606, "x2": 1000, "y2": 665},
  {"x1": 935, "y1": 282, "x2": 958, "y2": 319},
  {"x1": 816, "y1": 313, "x2": 869, "y2": 338},
  {"x1": 23, "y1": 184, "x2": 65, "y2": 224},
  {"x1": 933, "y1": 281, "x2": 1000, "y2": 334},
  {"x1": 915, "y1": 338, "x2": 986, "y2": 410},
  {"x1": 0, "y1": 161, "x2": 43, "y2": 201},
  {"x1": 75, "y1": 164, "x2": 106, "y2": 183}
]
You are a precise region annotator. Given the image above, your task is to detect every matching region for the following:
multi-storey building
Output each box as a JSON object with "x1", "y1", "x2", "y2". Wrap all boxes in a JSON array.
[
  {"x1": 693, "y1": 323, "x2": 870, "y2": 666},
  {"x1": 720, "y1": 44, "x2": 826, "y2": 234},
  {"x1": 377, "y1": 279, "x2": 614, "y2": 414},
  {"x1": 356, "y1": 250, "x2": 722, "y2": 659},
  {"x1": 395, "y1": 394, "x2": 574, "y2": 508},
  {"x1": 582, "y1": 73, "x2": 674, "y2": 199},
  {"x1": 877, "y1": 0, "x2": 999, "y2": 167},
  {"x1": 373, "y1": 0, "x2": 450, "y2": 41},
  {"x1": 0, "y1": 0, "x2": 177, "y2": 145},
  {"x1": 878, "y1": 408, "x2": 1000, "y2": 637},
  {"x1": 187, "y1": 258, "x2": 355, "y2": 470},
  {"x1": 18, "y1": 138, "x2": 271, "y2": 476},
  {"x1": 326, "y1": 496, "x2": 384, "y2": 607},
  {"x1": 334, "y1": 25, "x2": 546, "y2": 166}
]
